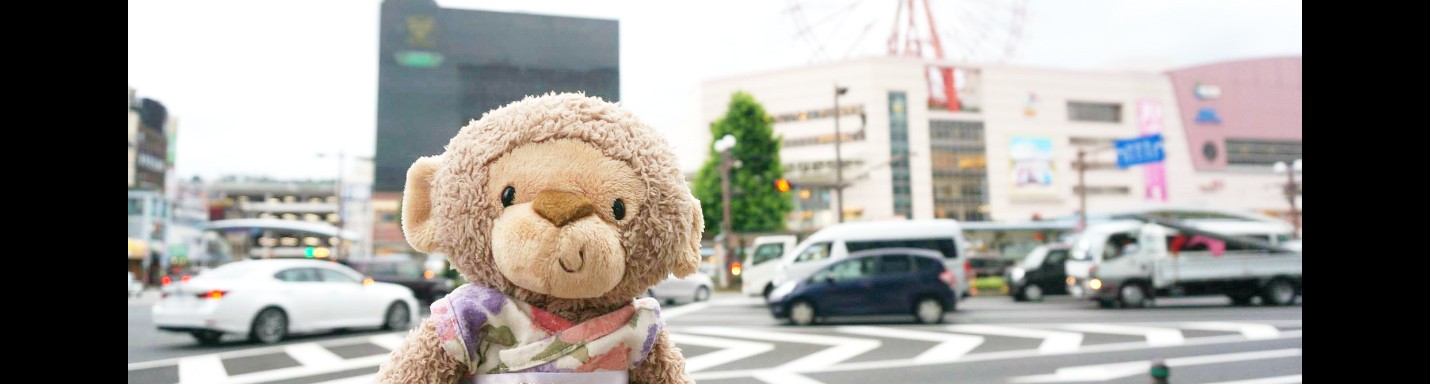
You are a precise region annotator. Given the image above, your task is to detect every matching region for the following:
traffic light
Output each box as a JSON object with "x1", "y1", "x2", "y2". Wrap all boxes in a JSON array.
[{"x1": 774, "y1": 178, "x2": 791, "y2": 193}]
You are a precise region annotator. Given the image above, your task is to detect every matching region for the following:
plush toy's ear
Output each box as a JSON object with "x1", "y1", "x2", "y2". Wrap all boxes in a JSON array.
[
  {"x1": 402, "y1": 156, "x2": 442, "y2": 253},
  {"x1": 670, "y1": 200, "x2": 705, "y2": 278}
]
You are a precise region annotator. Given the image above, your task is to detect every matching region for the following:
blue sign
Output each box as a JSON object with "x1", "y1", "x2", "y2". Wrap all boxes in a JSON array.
[
  {"x1": 1116, "y1": 134, "x2": 1165, "y2": 168},
  {"x1": 1195, "y1": 108, "x2": 1221, "y2": 124}
]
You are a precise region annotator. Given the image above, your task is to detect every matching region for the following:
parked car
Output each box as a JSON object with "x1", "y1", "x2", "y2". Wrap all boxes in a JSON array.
[
  {"x1": 771, "y1": 220, "x2": 972, "y2": 301},
  {"x1": 1006, "y1": 244, "x2": 1072, "y2": 302},
  {"x1": 343, "y1": 254, "x2": 456, "y2": 304},
  {"x1": 767, "y1": 248, "x2": 959, "y2": 326},
  {"x1": 152, "y1": 259, "x2": 418, "y2": 345},
  {"x1": 646, "y1": 269, "x2": 714, "y2": 305},
  {"x1": 129, "y1": 272, "x2": 144, "y2": 297}
]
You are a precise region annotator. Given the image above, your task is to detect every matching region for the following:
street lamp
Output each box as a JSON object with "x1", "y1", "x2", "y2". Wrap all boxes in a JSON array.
[
  {"x1": 713, "y1": 134, "x2": 737, "y2": 289},
  {"x1": 1273, "y1": 159, "x2": 1302, "y2": 238},
  {"x1": 833, "y1": 85, "x2": 848, "y2": 223}
]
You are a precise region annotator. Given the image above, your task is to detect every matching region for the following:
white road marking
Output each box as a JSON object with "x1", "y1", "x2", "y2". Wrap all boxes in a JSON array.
[
  {"x1": 661, "y1": 302, "x2": 713, "y2": 319},
  {"x1": 313, "y1": 373, "x2": 377, "y2": 384},
  {"x1": 680, "y1": 326, "x2": 881, "y2": 371},
  {"x1": 670, "y1": 333, "x2": 776, "y2": 372},
  {"x1": 689, "y1": 329, "x2": 1303, "y2": 381},
  {"x1": 285, "y1": 343, "x2": 345, "y2": 367},
  {"x1": 369, "y1": 333, "x2": 406, "y2": 350},
  {"x1": 752, "y1": 370, "x2": 827, "y2": 384},
  {"x1": 128, "y1": 331, "x2": 406, "y2": 371},
  {"x1": 1060, "y1": 323, "x2": 1185, "y2": 346},
  {"x1": 1205, "y1": 374, "x2": 1303, "y2": 384},
  {"x1": 177, "y1": 355, "x2": 227, "y2": 384},
  {"x1": 946, "y1": 324, "x2": 1083, "y2": 354},
  {"x1": 1007, "y1": 348, "x2": 1303, "y2": 383},
  {"x1": 1178, "y1": 322, "x2": 1281, "y2": 339},
  {"x1": 838, "y1": 326, "x2": 985, "y2": 363}
]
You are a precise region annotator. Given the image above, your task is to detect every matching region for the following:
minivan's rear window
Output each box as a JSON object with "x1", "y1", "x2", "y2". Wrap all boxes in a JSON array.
[{"x1": 846, "y1": 238, "x2": 959, "y2": 259}]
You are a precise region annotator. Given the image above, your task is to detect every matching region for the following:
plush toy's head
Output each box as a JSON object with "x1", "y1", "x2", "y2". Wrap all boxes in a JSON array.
[{"x1": 400, "y1": 93, "x2": 704, "y2": 312}]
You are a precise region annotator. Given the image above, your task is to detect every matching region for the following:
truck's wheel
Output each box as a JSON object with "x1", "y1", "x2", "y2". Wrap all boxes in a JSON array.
[
  {"x1": 1260, "y1": 278, "x2": 1298, "y2": 306},
  {"x1": 1118, "y1": 283, "x2": 1150, "y2": 308}
]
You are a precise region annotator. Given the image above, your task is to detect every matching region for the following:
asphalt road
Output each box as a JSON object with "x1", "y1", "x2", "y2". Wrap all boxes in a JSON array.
[{"x1": 128, "y1": 291, "x2": 1302, "y2": 384}]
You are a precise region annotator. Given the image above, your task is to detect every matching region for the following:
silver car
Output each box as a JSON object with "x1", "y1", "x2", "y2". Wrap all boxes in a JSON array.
[{"x1": 645, "y1": 263, "x2": 715, "y2": 304}]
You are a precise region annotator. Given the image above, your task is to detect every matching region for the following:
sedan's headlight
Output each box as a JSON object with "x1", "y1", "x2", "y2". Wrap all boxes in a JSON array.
[
  {"x1": 1010, "y1": 267, "x2": 1025, "y2": 282},
  {"x1": 768, "y1": 281, "x2": 798, "y2": 302}
]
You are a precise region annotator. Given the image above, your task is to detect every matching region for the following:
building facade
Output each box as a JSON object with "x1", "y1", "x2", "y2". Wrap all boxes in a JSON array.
[{"x1": 698, "y1": 57, "x2": 1302, "y2": 231}]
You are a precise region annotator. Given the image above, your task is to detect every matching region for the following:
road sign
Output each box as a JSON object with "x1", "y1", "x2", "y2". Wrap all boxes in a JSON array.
[{"x1": 1115, "y1": 134, "x2": 1165, "y2": 168}]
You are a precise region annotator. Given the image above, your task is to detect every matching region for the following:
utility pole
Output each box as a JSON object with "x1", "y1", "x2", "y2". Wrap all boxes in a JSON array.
[
  {"x1": 1074, "y1": 145, "x2": 1116, "y2": 232},
  {"x1": 833, "y1": 86, "x2": 842, "y2": 223},
  {"x1": 713, "y1": 134, "x2": 737, "y2": 288},
  {"x1": 1274, "y1": 159, "x2": 1302, "y2": 239}
]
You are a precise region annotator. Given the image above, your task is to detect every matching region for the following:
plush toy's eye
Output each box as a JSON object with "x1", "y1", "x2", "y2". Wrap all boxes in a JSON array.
[
  {"x1": 612, "y1": 198, "x2": 625, "y2": 220},
  {"x1": 501, "y1": 186, "x2": 516, "y2": 207}
]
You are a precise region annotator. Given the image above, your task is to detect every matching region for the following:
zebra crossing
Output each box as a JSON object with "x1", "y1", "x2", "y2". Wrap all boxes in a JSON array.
[{"x1": 126, "y1": 320, "x2": 1300, "y2": 384}]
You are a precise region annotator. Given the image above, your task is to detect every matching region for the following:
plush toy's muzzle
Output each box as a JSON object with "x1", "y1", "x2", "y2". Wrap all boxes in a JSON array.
[{"x1": 491, "y1": 191, "x2": 626, "y2": 299}]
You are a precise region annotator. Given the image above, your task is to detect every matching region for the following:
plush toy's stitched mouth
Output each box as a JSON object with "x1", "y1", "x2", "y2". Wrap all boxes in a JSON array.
[{"x1": 558, "y1": 249, "x2": 586, "y2": 273}]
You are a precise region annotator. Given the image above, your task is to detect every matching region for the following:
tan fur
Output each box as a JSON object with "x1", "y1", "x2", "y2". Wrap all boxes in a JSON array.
[
  {"x1": 402, "y1": 156, "x2": 442, "y2": 253},
  {"x1": 375, "y1": 318, "x2": 464, "y2": 383},
  {"x1": 630, "y1": 330, "x2": 694, "y2": 384},
  {"x1": 389, "y1": 93, "x2": 704, "y2": 382}
]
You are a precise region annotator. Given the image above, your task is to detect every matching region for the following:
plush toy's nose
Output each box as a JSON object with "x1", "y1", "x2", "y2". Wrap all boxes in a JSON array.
[{"x1": 532, "y1": 190, "x2": 595, "y2": 227}]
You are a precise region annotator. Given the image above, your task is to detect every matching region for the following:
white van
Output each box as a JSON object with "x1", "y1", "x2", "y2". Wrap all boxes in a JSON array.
[
  {"x1": 1064, "y1": 219, "x2": 1300, "y2": 308},
  {"x1": 742, "y1": 235, "x2": 798, "y2": 298},
  {"x1": 771, "y1": 220, "x2": 971, "y2": 301}
]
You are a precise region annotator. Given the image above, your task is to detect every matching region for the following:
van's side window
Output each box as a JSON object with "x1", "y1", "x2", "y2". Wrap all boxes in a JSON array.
[
  {"x1": 794, "y1": 242, "x2": 833, "y2": 263},
  {"x1": 1103, "y1": 232, "x2": 1137, "y2": 261},
  {"x1": 846, "y1": 238, "x2": 959, "y2": 259}
]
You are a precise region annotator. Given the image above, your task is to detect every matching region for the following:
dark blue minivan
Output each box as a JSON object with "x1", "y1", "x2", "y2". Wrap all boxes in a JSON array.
[{"x1": 767, "y1": 248, "x2": 959, "y2": 325}]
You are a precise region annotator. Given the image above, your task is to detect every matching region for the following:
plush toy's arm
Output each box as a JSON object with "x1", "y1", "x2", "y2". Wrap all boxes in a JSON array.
[
  {"x1": 375, "y1": 317, "x2": 465, "y2": 384},
  {"x1": 629, "y1": 329, "x2": 694, "y2": 384}
]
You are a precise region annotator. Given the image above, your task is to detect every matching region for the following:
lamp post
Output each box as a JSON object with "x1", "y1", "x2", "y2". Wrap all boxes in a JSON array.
[
  {"x1": 713, "y1": 134, "x2": 738, "y2": 289},
  {"x1": 1273, "y1": 159, "x2": 1302, "y2": 239},
  {"x1": 833, "y1": 85, "x2": 848, "y2": 223}
]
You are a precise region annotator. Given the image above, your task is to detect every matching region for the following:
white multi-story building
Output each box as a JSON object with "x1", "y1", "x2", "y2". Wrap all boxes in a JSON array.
[{"x1": 699, "y1": 57, "x2": 1301, "y2": 231}]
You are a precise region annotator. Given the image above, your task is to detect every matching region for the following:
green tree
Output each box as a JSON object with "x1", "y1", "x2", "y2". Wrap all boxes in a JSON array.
[{"x1": 694, "y1": 92, "x2": 793, "y2": 235}]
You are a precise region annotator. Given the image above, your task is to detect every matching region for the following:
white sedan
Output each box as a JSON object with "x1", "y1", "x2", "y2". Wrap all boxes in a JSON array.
[
  {"x1": 152, "y1": 259, "x2": 419, "y2": 345},
  {"x1": 645, "y1": 264, "x2": 714, "y2": 305}
]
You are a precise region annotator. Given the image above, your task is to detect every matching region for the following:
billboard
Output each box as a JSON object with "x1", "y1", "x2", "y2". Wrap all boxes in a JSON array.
[{"x1": 1010, "y1": 137, "x2": 1057, "y2": 198}]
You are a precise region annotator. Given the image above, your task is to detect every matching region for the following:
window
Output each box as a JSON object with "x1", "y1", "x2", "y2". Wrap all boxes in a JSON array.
[
  {"x1": 1068, "y1": 102, "x2": 1122, "y2": 123},
  {"x1": 317, "y1": 268, "x2": 359, "y2": 283},
  {"x1": 1225, "y1": 139, "x2": 1302, "y2": 166},
  {"x1": 794, "y1": 242, "x2": 832, "y2": 263},
  {"x1": 1102, "y1": 232, "x2": 1137, "y2": 261},
  {"x1": 914, "y1": 257, "x2": 944, "y2": 273},
  {"x1": 275, "y1": 268, "x2": 319, "y2": 282},
  {"x1": 877, "y1": 255, "x2": 912, "y2": 275},
  {"x1": 751, "y1": 243, "x2": 785, "y2": 265},
  {"x1": 846, "y1": 238, "x2": 959, "y2": 259},
  {"x1": 1045, "y1": 250, "x2": 1069, "y2": 266},
  {"x1": 815, "y1": 257, "x2": 877, "y2": 282}
]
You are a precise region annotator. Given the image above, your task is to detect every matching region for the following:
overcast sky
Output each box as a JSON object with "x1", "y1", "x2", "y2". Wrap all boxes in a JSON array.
[{"x1": 127, "y1": 0, "x2": 1301, "y2": 180}]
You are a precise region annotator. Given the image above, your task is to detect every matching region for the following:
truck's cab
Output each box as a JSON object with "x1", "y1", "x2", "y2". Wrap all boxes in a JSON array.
[
  {"x1": 742, "y1": 235, "x2": 799, "y2": 299},
  {"x1": 1065, "y1": 219, "x2": 1300, "y2": 308}
]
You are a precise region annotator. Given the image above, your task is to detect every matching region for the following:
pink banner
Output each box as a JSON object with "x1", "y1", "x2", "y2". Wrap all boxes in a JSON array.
[{"x1": 1138, "y1": 100, "x2": 1168, "y2": 202}]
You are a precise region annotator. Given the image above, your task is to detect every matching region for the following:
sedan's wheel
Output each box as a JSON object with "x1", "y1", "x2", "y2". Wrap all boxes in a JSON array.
[
  {"x1": 789, "y1": 300, "x2": 817, "y2": 326},
  {"x1": 694, "y1": 286, "x2": 712, "y2": 302},
  {"x1": 192, "y1": 330, "x2": 223, "y2": 346},
  {"x1": 1119, "y1": 284, "x2": 1150, "y2": 308},
  {"x1": 914, "y1": 297, "x2": 945, "y2": 324},
  {"x1": 1261, "y1": 279, "x2": 1297, "y2": 306},
  {"x1": 250, "y1": 308, "x2": 288, "y2": 344},
  {"x1": 1023, "y1": 284, "x2": 1044, "y2": 302},
  {"x1": 384, "y1": 302, "x2": 411, "y2": 330}
]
